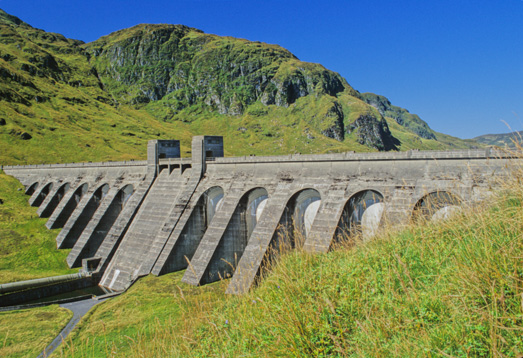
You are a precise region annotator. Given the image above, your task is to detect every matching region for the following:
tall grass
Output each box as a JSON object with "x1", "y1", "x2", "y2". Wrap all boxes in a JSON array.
[{"x1": 0, "y1": 305, "x2": 72, "y2": 358}]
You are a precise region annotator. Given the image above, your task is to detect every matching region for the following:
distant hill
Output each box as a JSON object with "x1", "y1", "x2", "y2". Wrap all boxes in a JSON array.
[
  {"x1": 473, "y1": 131, "x2": 523, "y2": 148},
  {"x1": 0, "y1": 9, "x2": 478, "y2": 165}
]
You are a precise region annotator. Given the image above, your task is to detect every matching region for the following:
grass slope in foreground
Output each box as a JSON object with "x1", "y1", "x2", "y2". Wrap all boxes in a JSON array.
[
  {"x1": 56, "y1": 167, "x2": 523, "y2": 357},
  {"x1": 0, "y1": 305, "x2": 72, "y2": 358}
]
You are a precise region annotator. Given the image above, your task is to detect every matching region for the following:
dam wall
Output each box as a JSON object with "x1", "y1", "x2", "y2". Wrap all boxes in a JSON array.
[{"x1": 3, "y1": 138, "x2": 515, "y2": 294}]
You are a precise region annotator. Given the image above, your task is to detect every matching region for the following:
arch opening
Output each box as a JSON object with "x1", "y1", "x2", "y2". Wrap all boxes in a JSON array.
[
  {"x1": 279, "y1": 189, "x2": 321, "y2": 249},
  {"x1": 202, "y1": 187, "x2": 269, "y2": 284},
  {"x1": 25, "y1": 182, "x2": 39, "y2": 196},
  {"x1": 74, "y1": 185, "x2": 135, "y2": 266},
  {"x1": 51, "y1": 183, "x2": 89, "y2": 229},
  {"x1": 412, "y1": 191, "x2": 461, "y2": 222},
  {"x1": 60, "y1": 184, "x2": 109, "y2": 249},
  {"x1": 160, "y1": 186, "x2": 224, "y2": 275},
  {"x1": 40, "y1": 183, "x2": 71, "y2": 218},
  {"x1": 335, "y1": 190, "x2": 384, "y2": 243},
  {"x1": 31, "y1": 183, "x2": 53, "y2": 207}
]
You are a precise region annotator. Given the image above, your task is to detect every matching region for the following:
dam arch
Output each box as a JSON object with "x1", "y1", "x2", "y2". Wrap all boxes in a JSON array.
[
  {"x1": 40, "y1": 182, "x2": 71, "y2": 218},
  {"x1": 201, "y1": 187, "x2": 269, "y2": 284},
  {"x1": 58, "y1": 183, "x2": 109, "y2": 249},
  {"x1": 237, "y1": 188, "x2": 322, "y2": 290},
  {"x1": 273, "y1": 188, "x2": 322, "y2": 250},
  {"x1": 159, "y1": 186, "x2": 224, "y2": 275},
  {"x1": 71, "y1": 184, "x2": 135, "y2": 267},
  {"x1": 25, "y1": 182, "x2": 39, "y2": 196},
  {"x1": 31, "y1": 182, "x2": 53, "y2": 207},
  {"x1": 412, "y1": 191, "x2": 461, "y2": 222},
  {"x1": 335, "y1": 189, "x2": 384, "y2": 243},
  {"x1": 50, "y1": 183, "x2": 89, "y2": 229}
]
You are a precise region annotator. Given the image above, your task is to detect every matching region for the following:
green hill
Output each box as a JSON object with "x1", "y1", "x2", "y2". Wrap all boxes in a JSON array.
[
  {"x1": 474, "y1": 130, "x2": 523, "y2": 148},
  {"x1": 0, "y1": 9, "x2": 478, "y2": 166}
]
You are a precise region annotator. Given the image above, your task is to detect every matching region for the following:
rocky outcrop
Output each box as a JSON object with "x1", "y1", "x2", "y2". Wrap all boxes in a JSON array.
[
  {"x1": 86, "y1": 25, "x2": 352, "y2": 115},
  {"x1": 347, "y1": 113, "x2": 399, "y2": 151},
  {"x1": 361, "y1": 93, "x2": 436, "y2": 140},
  {"x1": 320, "y1": 101, "x2": 345, "y2": 141}
]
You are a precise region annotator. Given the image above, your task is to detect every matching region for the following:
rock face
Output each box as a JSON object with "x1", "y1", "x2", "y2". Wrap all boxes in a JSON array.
[
  {"x1": 361, "y1": 93, "x2": 436, "y2": 140},
  {"x1": 347, "y1": 113, "x2": 398, "y2": 151},
  {"x1": 320, "y1": 101, "x2": 345, "y2": 141},
  {"x1": 86, "y1": 25, "x2": 352, "y2": 113}
]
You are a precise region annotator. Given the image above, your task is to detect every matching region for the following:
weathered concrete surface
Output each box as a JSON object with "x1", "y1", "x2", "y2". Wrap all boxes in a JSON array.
[
  {"x1": 46, "y1": 182, "x2": 88, "y2": 229},
  {"x1": 3, "y1": 141, "x2": 518, "y2": 294},
  {"x1": 99, "y1": 137, "x2": 207, "y2": 291}
]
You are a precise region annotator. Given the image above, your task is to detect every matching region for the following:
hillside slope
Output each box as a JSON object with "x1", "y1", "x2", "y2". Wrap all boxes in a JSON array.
[
  {"x1": 474, "y1": 130, "x2": 523, "y2": 148},
  {"x1": 0, "y1": 170, "x2": 75, "y2": 283},
  {"x1": 0, "y1": 9, "x2": 478, "y2": 166}
]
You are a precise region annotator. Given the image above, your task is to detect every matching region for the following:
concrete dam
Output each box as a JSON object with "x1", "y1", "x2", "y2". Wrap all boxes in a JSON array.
[{"x1": 2, "y1": 136, "x2": 514, "y2": 294}]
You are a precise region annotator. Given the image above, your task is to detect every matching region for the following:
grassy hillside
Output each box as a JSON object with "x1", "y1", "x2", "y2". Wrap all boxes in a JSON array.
[
  {"x1": 0, "y1": 305, "x2": 72, "y2": 358},
  {"x1": 474, "y1": 130, "x2": 523, "y2": 149},
  {"x1": 0, "y1": 9, "x2": 479, "y2": 167},
  {"x1": 0, "y1": 171, "x2": 77, "y2": 283}
]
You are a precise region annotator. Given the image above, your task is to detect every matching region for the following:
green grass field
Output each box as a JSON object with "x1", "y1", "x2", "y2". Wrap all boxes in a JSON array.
[
  {"x1": 0, "y1": 171, "x2": 77, "y2": 283},
  {"x1": 0, "y1": 305, "x2": 72, "y2": 358}
]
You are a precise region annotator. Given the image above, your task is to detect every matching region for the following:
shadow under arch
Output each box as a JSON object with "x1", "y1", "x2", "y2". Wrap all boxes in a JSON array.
[
  {"x1": 202, "y1": 187, "x2": 269, "y2": 284},
  {"x1": 25, "y1": 182, "x2": 39, "y2": 196},
  {"x1": 50, "y1": 183, "x2": 89, "y2": 229},
  {"x1": 412, "y1": 191, "x2": 462, "y2": 222},
  {"x1": 32, "y1": 182, "x2": 53, "y2": 207},
  {"x1": 73, "y1": 184, "x2": 135, "y2": 267},
  {"x1": 40, "y1": 182, "x2": 71, "y2": 218},
  {"x1": 335, "y1": 189, "x2": 384, "y2": 243},
  {"x1": 59, "y1": 183, "x2": 110, "y2": 249},
  {"x1": 273, "y1": 188, "x2": 322, "y2": 251},
  {"x1": 159, "y1": 186, "x2": 224, "y2": 275}
]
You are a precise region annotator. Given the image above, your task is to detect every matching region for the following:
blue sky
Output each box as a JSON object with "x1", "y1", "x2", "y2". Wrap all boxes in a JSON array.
[{"x1": 1, "y1": 0, "x2": 522, "y2": 139}]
